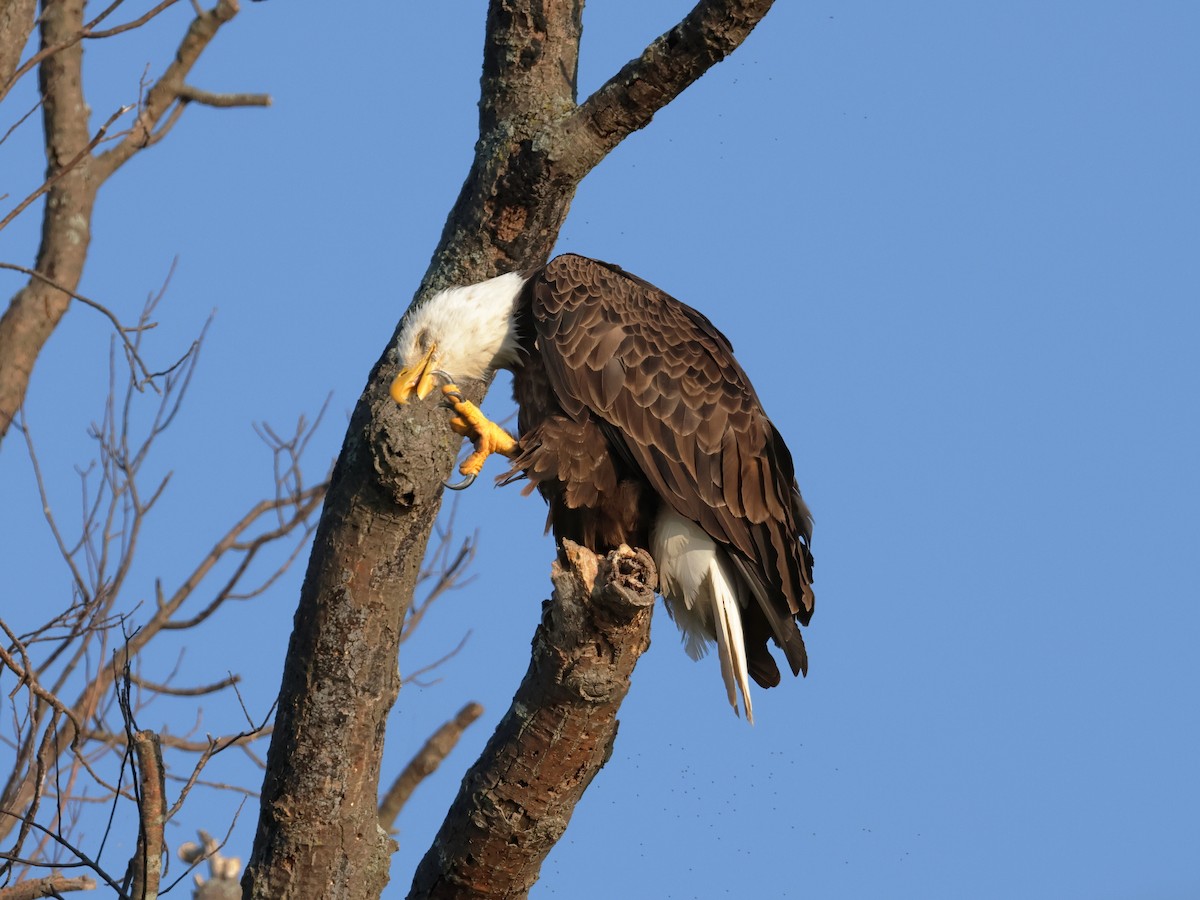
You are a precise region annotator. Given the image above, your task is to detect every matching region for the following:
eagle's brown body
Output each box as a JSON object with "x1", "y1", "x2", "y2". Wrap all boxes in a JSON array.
[{"x1": 502, "y1": 255, "x2": 815, "y2": 690}]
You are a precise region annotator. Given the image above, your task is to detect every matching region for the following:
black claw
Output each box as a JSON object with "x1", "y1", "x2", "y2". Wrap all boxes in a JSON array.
[
  {"x1": 443, "y1": 472, "x2": 477, "y2": 491},
  {"x1": 433, "y1": 370, "x2": 464, "y2": 402}
]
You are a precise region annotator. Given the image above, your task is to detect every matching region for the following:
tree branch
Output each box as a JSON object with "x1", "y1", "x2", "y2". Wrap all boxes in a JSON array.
[
  {"x1": 176, "y1": 84, "x2": 271, "y2": 107},
  {"x1": 0, "y1": 0, "x2": 185, "y2": 105},
  {"x1": 378, "y1": 702, "x2": 484, "y2": 834},
  {"x1": 124, "y1": 731, "x2": 165, "y2": 900},
  {"x1": 0, "y1": 874, "x2": 96, "y2": 899},
  {"x1": 409, "y1": 544, "x2": 656, "y2": 899},
  {"x1": 0, "y1": 101, "x2": 129, "y2": 231},
  {"x1": 86, "y1": 0, "x2": 181, "y2": 40},
  {"x1": 0, "y1": 0, "x2": 96, "y2": 444},
  {"x1": 0, "y1": 253, "x2": 159, "y2": 391},
  {"x1": 126, "y1": 672, "x2": 240, "y2": 698},
  {"x1": 94, "y1": 0, "x2": 246, "y2": 179},
  {"x1": 0, "y1": 343, "x2": 325, "y2": 850},
  {"x1": 553, "y1": 0, "x2": 777, "y2": 179}
]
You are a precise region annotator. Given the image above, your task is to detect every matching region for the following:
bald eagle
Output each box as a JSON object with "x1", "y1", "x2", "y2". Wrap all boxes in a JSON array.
[{"x1": 391, "y1": 254, "x2": 814, "y2": 722}]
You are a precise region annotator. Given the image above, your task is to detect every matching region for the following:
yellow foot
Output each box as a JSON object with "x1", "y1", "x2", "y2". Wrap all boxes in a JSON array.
[{"x1": 440, "y1": 384, "x2": 517, "y2": 490}]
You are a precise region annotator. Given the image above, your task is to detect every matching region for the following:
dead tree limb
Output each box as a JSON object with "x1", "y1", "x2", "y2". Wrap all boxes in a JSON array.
[
  {"x1": 409, "y1": 544, "x2": 655, "y2": 900},
  {"x1": 124, "y1": 731, "x2": 166, "y2": 900}
]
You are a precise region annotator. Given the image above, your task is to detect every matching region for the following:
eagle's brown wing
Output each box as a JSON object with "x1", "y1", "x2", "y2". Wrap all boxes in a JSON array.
[{"x1": 530, "y1": 254, "x2": 815, "y2": 680}]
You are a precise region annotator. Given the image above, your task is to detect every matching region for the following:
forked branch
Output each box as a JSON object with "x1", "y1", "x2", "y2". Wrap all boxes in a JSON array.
[{"x1": 554, "y1": 0, "x2": 777, "y2": 179}]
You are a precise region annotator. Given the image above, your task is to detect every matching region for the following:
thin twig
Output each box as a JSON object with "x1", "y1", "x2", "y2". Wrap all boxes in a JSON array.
[
  {"x1": 0, "y1": 263, "x2": 157, "y2": 388},
  {"x1": 403, "y1": 632, "x2": 472, "y2": 689},
  {"x1": 80, "y1": 726, "x2": 272, "y2": 755},
  {"x1": 0, "y1": 98, "x2": 44, "y2": 149},
  {"x1": 0, "y1": 812, "x2": 123, "y2": 894},
  {"x1": 160, "y1": 807, "x2": 243, "y2": 896},
  {"x1": 127, "y1": 673, "x2": 240, "y2": 698},
  {"x1": 86, "y1": 0, "x2": 180, "y2": 39},
  {"x1": 0, "y1": 106, "x2": 130, "y2": 232}
]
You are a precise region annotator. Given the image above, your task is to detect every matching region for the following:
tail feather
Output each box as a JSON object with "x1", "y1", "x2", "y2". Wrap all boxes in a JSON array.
[
  {"x1": 653, "y1": 507, "x2": 756, "y2": 723},
  {"x1": 705, "y1": 570, "x2": 754, "y2": 724}
]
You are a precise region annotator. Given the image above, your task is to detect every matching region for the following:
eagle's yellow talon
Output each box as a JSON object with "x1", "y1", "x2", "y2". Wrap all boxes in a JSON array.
[
  {"x1": 458, "y1": 451, "x2": 488, "y2": 478},
  {"x1": 437, "y1": 383, "x2": 517, "y2": 483}
]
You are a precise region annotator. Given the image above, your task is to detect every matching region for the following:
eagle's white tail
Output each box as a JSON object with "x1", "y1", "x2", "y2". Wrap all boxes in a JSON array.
[{"x1": 652, "y1": 508, "x2": 755, "y2": 723}]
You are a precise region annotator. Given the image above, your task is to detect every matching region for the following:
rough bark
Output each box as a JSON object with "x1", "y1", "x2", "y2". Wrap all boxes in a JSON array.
[
  {"x1": 126, "y1": 731, "x2": 166, "y2": 900},
  {"x1": 409, "y1": 544, "x2": 656, "y2": 900},
  {"x1": 243, "y1": 1, "x2": 776, "y2": 897},
  {"x1": 0, "y1": 0, "x2": 37, "y2": 89}
]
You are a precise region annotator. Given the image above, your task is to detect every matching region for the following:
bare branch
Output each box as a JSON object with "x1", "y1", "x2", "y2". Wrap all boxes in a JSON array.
[
  {"x1": 0, "y1": 1, "x2": 184, "y2": 106},
  {"x1": 0, "y1": 263, "x2": 158, "y2": 388},
  {"x1": 0, "y1": 0, "x2": 95, "y2": 444},
  {"x1": 127, "y1": 673, "x2": 240, "y2": 698},
  {"x1": 0, "y1": 0, "x2": 262, "y2": 446},
  {"x1": 0, "y1": 624, "x2": 89, "y2": 758},
  {"x1": 1, "y1": 314, "x2": 326, "y2": 854},
  {"x1": 0, "y1": 0, "x2": 36, "y2": 97},
  {"x1": 94, "y1": 0, "x2": 250, "y2": 180},
  {"x1": 402, "y1": 533, "x2": 477, "y2": 644},
  {"x1": 0, "y1": 98, "x2": 42, "y2": 151},
  {"x1": 176, "y1": 84, "x2": 271, "y2": 107},
  {"x1": 80, "y1": 726, "x2": 271, "y2": 755},
  {"x1": 554, "y1": 0, "x2": 777, "y2": 179},
  {"x1": 124, "y1": 731, "x2": 165, "y2": 899},
  {"x1": 0, "y1": 105, "x2": 130, "y2": 233},
  {"x1": 378, "y1": 702, "x2": 483, "y2": 834},
  {"x1": 0, "y1": 811, "x2": 124, "y2": 894},
  {"x1": 0, "y1": 873, "x2": 96, "y2": 899},
  {"x1": 157, "y1": 483, "x2": 326, "y2": 631},
  {"x1": 132, "y1": 97, "x2": 186, "y2": 151},
  {"x1": 409, "y1": 544, "x2": 656, "y2": 899},
  {"x1": 13, "y1": 414, "x2": 92, "y2": 604},
  {"x1": 86, "y1": 0, "x2": 180, "y2": 40},
  {"x1": 402, "y1": 633, "x2": 471, "y2": 690},
  {"x1": 164, "y1": 707, "x2": 274, "y2": 824}
]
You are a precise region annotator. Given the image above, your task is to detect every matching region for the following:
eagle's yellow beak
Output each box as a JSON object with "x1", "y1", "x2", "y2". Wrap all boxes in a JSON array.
[{"x1": 391, "y1": 344, "x2": 439, "y2": 404}]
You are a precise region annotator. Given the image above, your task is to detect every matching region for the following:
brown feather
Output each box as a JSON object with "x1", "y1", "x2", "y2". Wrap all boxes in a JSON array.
[{"x1": 504, "y1": 255, "x2": 815, "y2": 686}]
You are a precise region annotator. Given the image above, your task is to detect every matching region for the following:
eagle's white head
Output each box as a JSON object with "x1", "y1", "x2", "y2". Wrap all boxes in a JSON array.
[{"x1": 391, "y1": 271, "x2": 528, "y2": 403}]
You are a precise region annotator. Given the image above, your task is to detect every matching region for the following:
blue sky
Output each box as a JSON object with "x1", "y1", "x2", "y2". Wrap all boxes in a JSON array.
[{"x1": 3, "y1": 2, "x2": 1198, "y2": 897}]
